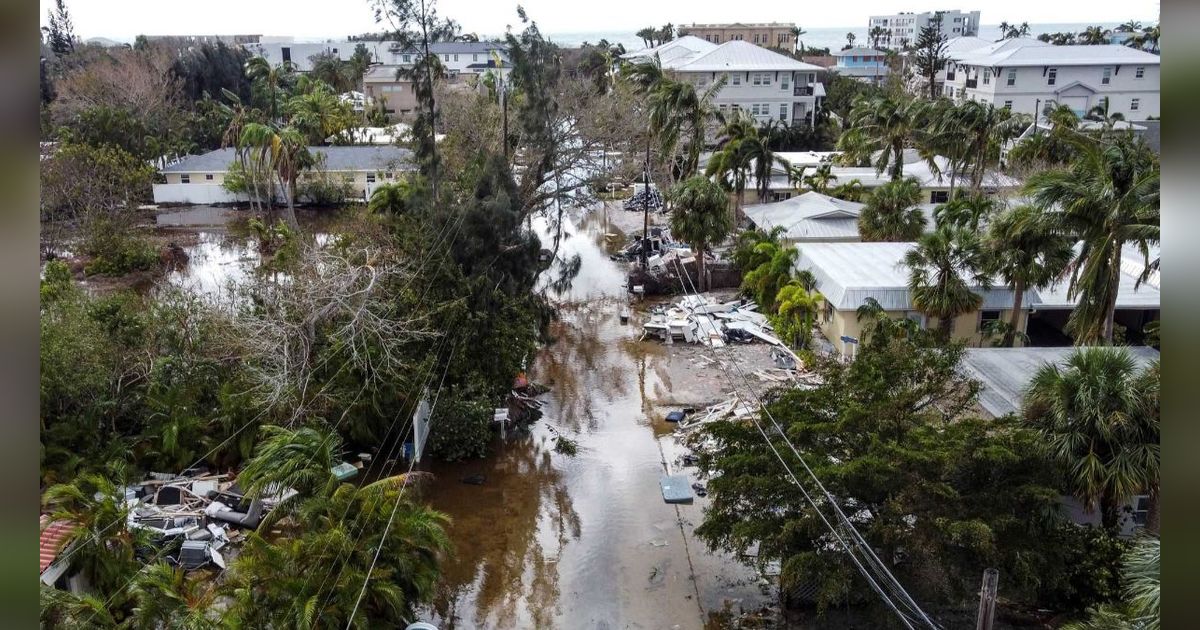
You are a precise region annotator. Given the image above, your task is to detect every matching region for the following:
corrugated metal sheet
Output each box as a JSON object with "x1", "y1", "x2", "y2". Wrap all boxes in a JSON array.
[
  {"x1": 675, "y1": 40, "x2": 825, "y2": 72},
  {"x1": 162, "y1": 146, "x2": 415, "y2": 174},
  {"x1": 40, "y1": 520, "x2": 75, "y2": 574}
]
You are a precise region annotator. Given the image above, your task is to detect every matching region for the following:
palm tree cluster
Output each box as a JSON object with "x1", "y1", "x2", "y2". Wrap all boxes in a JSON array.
[
  {"x1": 625, "y1": 57, "x2": 727, "y2": 187},
  {"x1": 221, "y1": 58, "x2": 364, "y2": 226}
]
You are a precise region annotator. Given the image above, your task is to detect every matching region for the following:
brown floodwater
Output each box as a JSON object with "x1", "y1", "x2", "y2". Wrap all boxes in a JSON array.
[{"x1": 420, "y1": 203, "x2": 775, "y2": 630}]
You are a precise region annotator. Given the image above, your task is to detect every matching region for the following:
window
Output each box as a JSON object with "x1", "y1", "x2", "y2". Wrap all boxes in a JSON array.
[
  {"x1": 403, "y1": 54, "x2": 411, "y2": 63},
  {"x1": 978, "y1": 310, "x2": 1001, "y2": 332},
  {"x1": 473, "y1": 54, "x2": 478, "y2": 61},
  {"x1": 1007, "y1": 68, "x2": 1016, "y2": 86},
  {"x1": 1102, "y1": 67, "x2": 1112, "y2": 85},
  {"x1": 750, "y1": 103, "x2": 760, "y2": 115},
  {"x1": 695, "y1": 76, "x2": 707, "y2": 88},
  {"x1": 205, "y1": 174, "x2": 213, "y2": 181},
  {"x1": 781, "y1": 74, "x2": 790, "y2": 90},
  {"x1": 719, "y1": 103, "x2": 728, "y2": 113},
  {"x1": 779, "y1": 104, "x2": 788, "y2": 121},
  {"x1": 444, "y1": 54, "x2": 449, "y2": 61},
  {"x1": 366, "y1": 173, "x2": 377, "y2": 183},
  {"x1": 1135, "y1": 66, "x2": 1145, "y2": 78},
  {"x1": 982, "y1": 69, "x2": 991, "y2": 85},
  {"x1": 180, "y1": 174, "x2": 191, "y2": 184},
  {"x1": 281, "y1": 47, "x2": 291, "y2": 62},
  {"x1": 731, "y1": 72, "x2": 741, "y2": 85},
  {"x1": 1003, "y1": 100, "x2": 1012, "y2": 109},
  {"x1": 904, "y1": 311, "x2": 926, "y2": 329},
  {"x1": 930, "y1": 190, "x2": 949, "y2": 203},
  {"x1": 454, "y1": 54, "x2": 459, "y2": 61},
  {"x1": 1132, "y1": 495, "x2": 1150, "y2": 525},
  {"x1": 1131, "y1": 98, "x2": 1140, "y2": 111},
  {"x1": 1047, "y1": 68, "x2": 1057, "y2": 85}
]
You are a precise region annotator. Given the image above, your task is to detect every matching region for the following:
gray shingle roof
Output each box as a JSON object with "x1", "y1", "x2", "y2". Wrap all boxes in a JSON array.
[{"x1": 162, "y1": 146, "x2": 415, "y2": 173}]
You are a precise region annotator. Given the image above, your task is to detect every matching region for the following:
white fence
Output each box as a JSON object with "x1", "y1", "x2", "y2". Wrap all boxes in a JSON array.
[{"x1": 153, "y1": 184, "x2": 246, "y2": 205}]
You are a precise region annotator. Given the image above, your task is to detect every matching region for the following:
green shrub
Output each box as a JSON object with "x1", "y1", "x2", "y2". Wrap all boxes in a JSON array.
[
  {"x1": 425, "y1": 395, "x2": 493, "y2": 461},
  {"x1": 84, "y1": 238, "x2": 160, "y2": 276},
  {"x1": 40, "y1": 261, "x2": 75, "y2": 304}
]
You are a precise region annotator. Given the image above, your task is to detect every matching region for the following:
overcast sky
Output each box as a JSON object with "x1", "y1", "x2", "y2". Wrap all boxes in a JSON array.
[{"x1": 43, "y1": 0, "x2": 1160, "y2": 41}]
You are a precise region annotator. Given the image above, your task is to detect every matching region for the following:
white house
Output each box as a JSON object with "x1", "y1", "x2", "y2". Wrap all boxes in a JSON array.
[
  {"x1": 941, "y1": 38, "x2": 1161, "y2": 120},
  {"x1": 244, "y1": 39, "x2": 511, "y2": 78},
  {"x1": 153, "y1": 146, "x2": 416, "y2": 205},
  {"x1": 623, "y1": 37, "x2": 826, "y2": 128},
  {"x1": 743, "y1": 191, "x2": 866, "y2": 242},
  {"x1": 869, "y1": 9, "x2": 981, "y2": 49}
]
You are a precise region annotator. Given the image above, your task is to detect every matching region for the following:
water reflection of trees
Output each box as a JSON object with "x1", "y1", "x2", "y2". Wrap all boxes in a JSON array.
[
  {"x1": 534, "y1": 304, "x2": 635, "y2": 431},
  {"x1": 429, "y1": 431, "x2": 580, "y2": 629}
]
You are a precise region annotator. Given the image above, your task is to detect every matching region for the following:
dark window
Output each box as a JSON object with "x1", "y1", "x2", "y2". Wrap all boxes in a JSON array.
[
  {"x1": 979, "y1": 310, "x2": 1001, "y2": 331},
  {"x1": 1132, "y1": 496, "x2": 1150, "y2": 525},
  {"x1": 930, "y1": 190, "x2": 949, "y2": 203},
  {"x1": 281, "y1": 47, "x2": 291, "y2": 63},
  {"x1": 180, "y1": 174, "x2": 191, "y2": 184},
  {"x1": 366, "y1": 173, "x2": 377, "y2": 183},
  {"x1": 205, "y1": 174, "x2": 213, "y2": 181}
]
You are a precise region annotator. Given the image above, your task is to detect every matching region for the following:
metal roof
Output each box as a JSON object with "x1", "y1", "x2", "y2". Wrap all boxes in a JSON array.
[
  {"x1": 944, "y1": 36, "x2": 993, "y2": 55},
  {"x1": 744, "y1": 192, "x2": 865, "y2": 242},
  {"x1": 956, "y1": 39, "x2": 1161, "y2": 67},
  {"x1": 962, "y1": 346, "x2": 1160, "y2": 418},
  {"x1": 621, "y1": 36, "x2": 716, "y2": 61},
  {"x1": 161, "y1": 146, "x2": 416, "y2": 173},
  {"x1": 795, "y1": 241, "x2": 1032, "y2": 311},
  {"x1": 675, "y1": 40, "x2": 826, "y2": 72},
  {"x1": 832, "y1": 47, "x2": 887, "y2": 57},
  {"x1": 1035, "y1": 243, "x2": 1160, "y2": 310}
]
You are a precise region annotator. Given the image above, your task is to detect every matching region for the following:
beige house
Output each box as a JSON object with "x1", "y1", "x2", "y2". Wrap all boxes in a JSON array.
[
  {"x1": 677, "y1": 22, "x2": 797, "y2": 51},
  {"x1": 154, "y1": 146, "x2": 415, "y2": 205},
  {"x1": 363, "y1": 65, "x2": 475, "y2": 116},
  {"x1": 795, "y1": 242, "x2": 1031, "y2": 356}
]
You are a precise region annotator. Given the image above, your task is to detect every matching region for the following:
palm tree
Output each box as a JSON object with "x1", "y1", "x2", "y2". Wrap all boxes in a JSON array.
[
  {"x1": 668, "y1": 176, "x2": 733, "y2": 291},
  {"x1": 1117, "y1": 20, "x2": 1144, "y2": 33},
  {"x1": 903, "y1": 226, "x2": 991, "y2": 340},
  {"x1": 839, "y1": 95, "x2": 923, "y2": 181},
  {"x1": 845, "y1": 32, "x2": 857, "y2": 48},
  {"x1": 790, "y1": 26, "x2": 807, "y2": 55},
  {"x1": 998, "y1": 21, "x2": 1011, "y2": 40},
  {"x1": 368, "y1": 180, "x2": 419, "y2": 216},
  {"x1": 785, "y1": 163, "x2": 809, "y2": 194},
  {"x1": 1064, "y1": 535, "x2": 1160, "y2": 630},
  {"x1": 1025, "y1": 135, "x2": 1159, "y2": 344},
  {"x1": 774, "y1": 281, "x2": 824, "y2": 348},
  {"x1": 240, "y1": 122, "x2": 280, "y2": 209},
  {"x1": 741, "y1": 242, "x2": 798, "y2": 311},
  {"x1": 649, "y1": 75, "x2": 727, "y2": 180},
  {"x1": 238, "y1": 424, "x2": 341, "y2": 501},
  {"x1": 1023, "y1": 348, "x2": 1159, "y2": 531},
  {"x1": 636, "y1": 27, "x2": 655, "y2": 49},
  {"x1": 830, "y1": 178, "x2": 866, "y2": 202},
  {"x1": 984, "y1": 204, "x2": 1074, "y2": 346},
  {"x1": 219, "y1": 89, "x2": 258, "y2": 211},
  {"x1": 272, "y1": 127, "x2": 312, "y2": 229},
  {"x1": 245, "y1": 57, "x2": 296, "y2": 122},
  {"x1": 288, "y1": 86, "x2": 352, "y2": 145},
  {"x1": 128, "y1": 563, "x2": 220, "y2": 630},
  {"x1": 705, "y1": 141, "x2": 751, "y2": 222},
  {"x1": 944, "y1": 101, "x2": 1027, "y2": 191},
  {"x1": 803, "y1": 163, "x2": 837, "y2": 194},
  {"x1": 740, "y1": 130, "x2": 791, "y2": 204},
  {"x1": 1008, "y1": 104, "x2": 1082, "y2": 170},
  {"x1": 42, "y1": 469, "x2": 148, "y2": 599},
  {"x1": 933, "y1": 191, "x2": 995, "y2": 231},
  {"x1": 732, "y1": 225, "x2": 787, "y2": 270},
  {"x1": 869, "y1": 26, "x2": 887, "y2": 49},
  {"x1": 858, "y1": 177, "x2": 926, "y2": 241},
  {"x1": 1080, "y1": 25, "x2": 1112, "y2": 45}
]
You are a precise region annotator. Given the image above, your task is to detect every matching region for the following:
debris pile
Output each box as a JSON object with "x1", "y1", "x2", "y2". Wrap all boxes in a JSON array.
[
  {"x1": 640, "y1": 295, "x2": 802, "y2": 364},
  {"x1": 623, "y1": 187, "x2": 664, "y2": 212}
]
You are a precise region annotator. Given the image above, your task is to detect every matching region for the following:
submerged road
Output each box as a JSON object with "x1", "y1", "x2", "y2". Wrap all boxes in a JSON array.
[{"x1": 422, "y1": 204, "x2": 773, "y2": 629}]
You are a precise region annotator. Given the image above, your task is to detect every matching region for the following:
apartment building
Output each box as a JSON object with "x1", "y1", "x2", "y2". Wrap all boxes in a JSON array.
[
  {"x1": 623, "y1": 37, "x2": 825, "y2": 128},
  {"x1": 942, "y1": 38, "x2": 1161, "y2": 120},
  {"x1": 868, "y1": 9, "x2": 980, "y2": 49},
  {"x1": 362, "y1": 65, "x2": 476, "y2": 116},
  {"x1": 676, "y1": 22, "x2": 798, "y2": 51}
]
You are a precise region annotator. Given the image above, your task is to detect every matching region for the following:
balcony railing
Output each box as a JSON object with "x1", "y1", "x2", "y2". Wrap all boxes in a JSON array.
[
  {"x1": 794, "y1": 85, "x2": 814, "y2": 96},
  {"x1": 965, "y1": 78, "x2": 978, "y2": 88}
]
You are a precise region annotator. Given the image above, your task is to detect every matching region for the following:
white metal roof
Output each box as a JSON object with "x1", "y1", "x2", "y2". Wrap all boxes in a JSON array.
[
  {"x1": 796, "y1": 241, "x2": 1031, "y2": 311},
  {"x1": 956, "y1": 39, "x2": 1161, "y2": 67},
  {"x1": 1035, "y1": 243, "x2": 1160, "y2": 310},
  {"x1": 671, "y1": 40, "x2": 825, "y2": 72},
  {"x1": 944, "y1": 36, "x2": 993, "y2": 55},
  {"x1": 621, "y1": 35, "x2": 717, "y2": 61},
  {"x1": 832, "y1": 47, "x2": 887, "y2": 57},
  {"x1": 962, "y1": 346, "x2": 1160, "y2": 418},
  {"x1": 744, "y1": 192, "x2": 865, "y2": 241}
]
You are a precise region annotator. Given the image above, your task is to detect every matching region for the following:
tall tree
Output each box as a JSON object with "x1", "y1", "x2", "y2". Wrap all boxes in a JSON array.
[
  {"x1": 1023, "y1": 348, "x2": 1159, "y2": 532},
  {"x1": 373, "y1": 0, "x2": 460, "y2": 200},
  {"x1": 912, "y1": 15, "x2": 949, "y2": 99},
  {"x1": 904, "y1": 226, "x2": 992, "y2": 340},
  {"x1": 839, "y1": 95, "x2": 923, "y2": 181},
  {"x1": 1025, "y1": 135, "x2": 1160, "y2": 344},
  {"x1": 984, "y1": 204, "x2": 1074, "y2": 346},
  {"x1": 667, "y1": 176, "x2": 733, "y2": 291},
  {"x1": 45, "y1": 0, "x2": 76, "y2": 57},
  {"x1": 1080, "y1": 25, "x2": 1112, "y2": 45},
  {"x1": 791, "y1": 25, "x2": 807, "y2": 55},
  {"x1": 845, "y1": 32, "x2": 856, "y2": 48},
  {"x1": 858, "y1": 177, "x2": 926, "y2": 241}
]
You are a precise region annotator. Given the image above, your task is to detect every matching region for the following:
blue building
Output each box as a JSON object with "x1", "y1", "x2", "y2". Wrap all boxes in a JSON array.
[{"x1": 830, "y1": 47, "x2": 890, "y2": 85}]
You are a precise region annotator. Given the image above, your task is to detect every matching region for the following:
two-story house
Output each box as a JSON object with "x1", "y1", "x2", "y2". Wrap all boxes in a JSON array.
[
  {"x1": 830, "y1": 47, "x2": 890, "y2": 85},
  {"x1": 942, "y1": 38, "x2": 1161, "y2": 120},
  {"x1": 623, "y1": 37, "x2": 826, "y2": 129}
]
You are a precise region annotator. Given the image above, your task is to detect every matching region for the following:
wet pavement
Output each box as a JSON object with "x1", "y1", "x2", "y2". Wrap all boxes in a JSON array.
[{"x1": 422, "y1": 202, "x2": 777, "y2": 630}]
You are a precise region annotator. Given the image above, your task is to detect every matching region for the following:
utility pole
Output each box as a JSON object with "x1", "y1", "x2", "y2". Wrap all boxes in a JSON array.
[
  {"x1": 975, "y1": 568, "x2": 999, "y2": 630},
  {"x1": 641, "y1": 126, "x2": 651, "y2": 269}
]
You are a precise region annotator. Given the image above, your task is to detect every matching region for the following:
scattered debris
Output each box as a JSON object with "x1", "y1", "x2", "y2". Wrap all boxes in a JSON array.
[
  {"x1": 691, "y1": 482, "x2": 708, "y2": 497},
  {"x1": 665, "y1": 410, "x2": 686, "y2": 423},
  {"x1": 331, "y1": 462, "x2": 359, "y2": 481}
]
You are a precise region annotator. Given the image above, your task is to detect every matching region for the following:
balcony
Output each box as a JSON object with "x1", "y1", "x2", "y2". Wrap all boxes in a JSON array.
[
  {"x1": 794, "y1": 85, "x2": 814, "y2": 96},
  {"x1": 965, "y1": 78, "x2": 978, "y2": 88}
]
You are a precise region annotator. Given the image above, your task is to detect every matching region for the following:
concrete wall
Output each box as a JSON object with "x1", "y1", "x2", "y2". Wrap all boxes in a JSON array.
[{"x1": 153, "y1": 183, "x2": 245, "y2": 205}]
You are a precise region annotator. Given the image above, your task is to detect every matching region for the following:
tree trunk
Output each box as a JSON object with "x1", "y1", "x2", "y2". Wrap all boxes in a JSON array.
[
  {"x1": 698, "y1": 243, "x2": 708, "y2": 292},
  {"x1": 1100, "y1": 494, "x2": 1120, "y2": 532},
  {"x1": 1101, "y1": 243, "x2": 1123, "y2": 345},
  {"x1": 1003, "y1": 277, "x2": 1025, "y2": 347},
  {"x1": 892, "y1": 141, "x2": 903, "y2": 181},
  {"x1": 283, "y1": 176, "x2": 299, "y2": 230},
  {"x1": 938, "y1": 315, "x2": 954, "y2": 342}
]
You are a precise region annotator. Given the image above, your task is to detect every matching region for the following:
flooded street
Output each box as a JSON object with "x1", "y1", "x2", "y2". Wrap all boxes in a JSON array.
[
  {"x1": 423, "y1": 203, "x2": 776, "y2": 629},
  {"x1": 146, "y1": 203, "x2": 779, "y2": 628}
]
